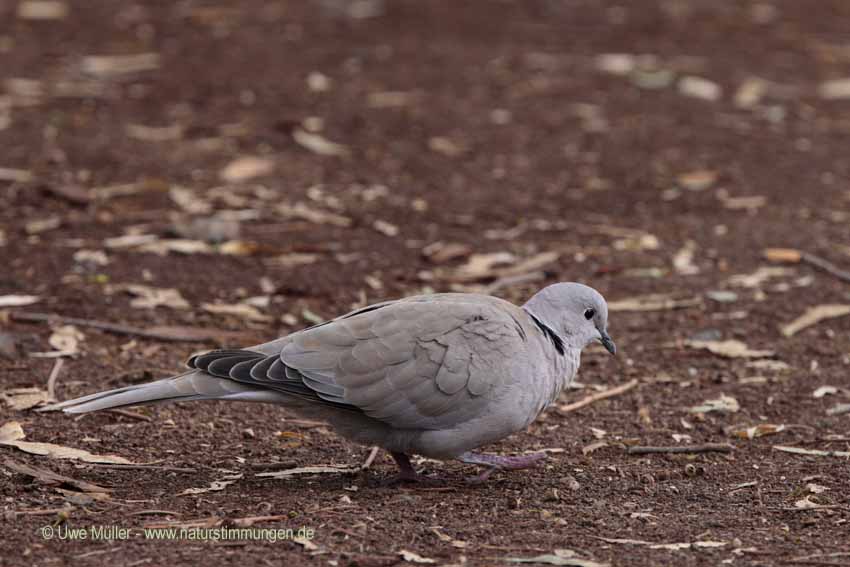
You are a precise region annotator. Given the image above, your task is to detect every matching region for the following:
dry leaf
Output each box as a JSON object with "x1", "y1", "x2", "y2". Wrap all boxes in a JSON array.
[
  {"x1": 746, "y1": 360, "x2": 790, "y2": 372},
  {"x1": 813, "y1": 386, "x2": 838, "y2": 398},
  {"x1": 266, "y1": 253, "x2": 319, "y2": 268},
  {"x1": 104, "y1": 233, "x2": 160, "y2": 249},
  {"x1": 25, "y1": 216, "x2": 61, "y2": 235},
  {"x1": 780, "y1": 305, "x2": 850, "y2": 338},
  {"x1": 399, "y1": 550, "x2": 436, "y2": 564},
  {"x1": 292, "y1": 128, "x2": 349, "y2": 156},
  {"x1": 0, "y1": 421, "x2": 134, "y2": 464},
  {"x1": 677, "y1": 170, "x2": 717, "y2": 192},
  {"x1": 16, "y1": 1, "x2": 68, "y2": 20},
  {"x1": 689, "y1": 394, "x2": 740, "y2": 414},
  {"x1": 256, "y1": 464, "x2": 361, "y2": 479},
  {"x1": 685, "y1": 339, "x2": 774, "y2": 359},
  {"x1": 123, "y1": 285, "x2": 191, "y2": 310},
  {"x1": 727, "y1": 266, "x2": 792, "y2": 288},
  {"x1": 137, "y1": 239, "x2": 214, "y2": 256},
  {"x1": 126, "y1": 123, "x2": 183, "y2": 142},
  {"x1": 608, "y1": 295, "x2": 701, "y2": 312},
  {"x1": 219, "y1": 156, "x2": 275, "y2": 183},
  {"x1": 81, "y1": 53, "x2": 160, "y2": 76},
  {"x1": 729, "y1": 424, "x2": 785, "y2": 439},
  {"x1": 422, "y1": 242, "x2": 472, "y2": 264},
  {"x1": 763, "y1": 248, "x2": 802, "y2": 263},
  {"x1": 169, "y1": 186, "x2": 212, "y2": 214},
  {"x1": 0, "y1": 294, "x2": 40, "y2": 308},
  {"x1": 201, "y1": 302, "x2": 271, "y2": 323},
  {"x1": 372, "y1": 219, "x2": 399, "y2": 237},
  {"x1": 277, "y1": 202, "x2": 352, "y2": 227},
  {"x1": 672, "y1": 241, "x2": 699, "y2": 275},
  {"x1": 428, "y1": 136, "x2": 465, "y2": 157},
  {"x1": 819, "y1": 78, "x2": 850, "y2": 100},
  {"x1": 773, "y1": 445, "x2": 850, "y2": 458},
  {"x1": 1, "y1": 388, "x2": 50, "y2": 410},
  {"x1": 47, "y1": 325, "x2": 84, "y2": 356},
  {"x1": 179, "y1": 474, "x2": 242, "y2": 496},
  {"x1": 3, "y1": 459, "x2": 109, "y2": 493},
  {"x1": 443, "y1": 252, "x2": 515, "y2": 282},
  {"x1": 826, "y1": 403, "x2": 850, "y2": 416},
  {"x1": 0, "y1": 167, "x2": 34, "y2": 183}
]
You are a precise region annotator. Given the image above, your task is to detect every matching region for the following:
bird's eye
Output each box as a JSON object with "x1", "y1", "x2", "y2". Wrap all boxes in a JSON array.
[{"x1": 584, "y1": 308, "x2": 595, "y2": 320}]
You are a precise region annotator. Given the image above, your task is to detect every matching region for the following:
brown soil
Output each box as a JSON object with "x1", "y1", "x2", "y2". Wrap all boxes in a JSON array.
[{"x1": 1, "y1": 1, "x2": 850, "y2": 566}]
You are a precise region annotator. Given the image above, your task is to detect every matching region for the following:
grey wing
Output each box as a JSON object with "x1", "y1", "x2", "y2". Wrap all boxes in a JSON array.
[
  {"x1": 192, "y1": 297, "x2": 530, "y2": 430},
  {"x1": 279, "y1": 297, "x2": 529, "y2": 429}
]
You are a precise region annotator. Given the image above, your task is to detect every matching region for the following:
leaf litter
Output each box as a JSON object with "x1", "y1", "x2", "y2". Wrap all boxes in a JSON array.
[{"x1": 0, "y1": 421, "x2": 135, "y2": 464}]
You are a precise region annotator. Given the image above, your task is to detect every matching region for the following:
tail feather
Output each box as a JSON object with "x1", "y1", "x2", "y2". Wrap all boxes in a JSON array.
[{"x1": 40, "y1": 370, "x2": 288, "y2": 414}]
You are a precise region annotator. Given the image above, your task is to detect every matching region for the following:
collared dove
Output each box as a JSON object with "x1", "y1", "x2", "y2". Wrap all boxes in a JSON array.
[{"x1": 45, "y1": 282, "x2": 615, "y2": 483}]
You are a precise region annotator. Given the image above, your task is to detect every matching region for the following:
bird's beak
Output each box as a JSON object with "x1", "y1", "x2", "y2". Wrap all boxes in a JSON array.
[{"x1": 599, "y1": 331, "x2": 617, "y2": 355}]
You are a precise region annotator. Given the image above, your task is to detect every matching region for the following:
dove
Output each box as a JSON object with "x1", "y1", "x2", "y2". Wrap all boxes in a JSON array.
[{"x1": 45, "y1": 282, "x2": 615, "y2": 483}]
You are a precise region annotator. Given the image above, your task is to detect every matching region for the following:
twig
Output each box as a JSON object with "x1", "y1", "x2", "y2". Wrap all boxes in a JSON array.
[
  {"x1": 626, "y1": 443, "x2": 734, "y2": 455},
  {"x1": 46, "y1": 358, "x2": 65, "y2": 401},
  {"x1": 801, "y1": 252, "x2": 850, "y2": 284},
  {"x1": 106, "y1": 408, "x2": 152, "y2": 422},
  {"x1": 361, "y1": 446, "x2": 380, "y2": 470},
  {"x1": 557, "y1": 379, "x2": 638, "y2": 413},
  {"x1": 86, "y1": 463, "x2": 196, "y2": 473},
  {"x1": 9, "y1": 311, "x2": 243, "y2": 343}
]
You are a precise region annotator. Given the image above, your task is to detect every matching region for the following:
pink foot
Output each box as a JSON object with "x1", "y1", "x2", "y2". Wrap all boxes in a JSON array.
[{"x1": 459, "y1": 451, "x2": 548, "y2": 484}]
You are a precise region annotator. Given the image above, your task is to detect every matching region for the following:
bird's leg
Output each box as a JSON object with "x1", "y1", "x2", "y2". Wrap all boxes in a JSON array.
[
  {"x1": 378, "y1": 452, "x2": 437, "y2": 486},
  {"x1": 458, "y1": 451, "x2": 548, "y2": 484}
]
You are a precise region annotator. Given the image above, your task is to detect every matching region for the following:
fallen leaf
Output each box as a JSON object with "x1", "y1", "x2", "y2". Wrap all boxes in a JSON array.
[
  {"x1": 3, "y1": 459, "x2": 109, "y2": 493},
  {"x1": 727, "y1": 266, "x2": 792, "y2": 288},
  {"x1": 807, "y1": 483, "x2": 829, "y2": 494},
  {"x1": 137, "y1": 239, "x2": 214, "y2": 256},
  {"x1": 672, "y1": 241, "x2": 699, "y2": 275},
  {"x1": 399, "y1": 550, "x2": 436, "y2": 564},
  {"x1": 1, "y1": 387, "x2": 50, "y2": 410},
  {"x1": 266, "y1": 253, "x2": 319, "y2": 268},
  {"x1": 428, "y1": 136, "x2": 465, "y2": 157},
  {"x1": 734, "y1": 77, "x2": 768, "y2": 108},
  {"x1": 780, "y1": 304, "x2": 850, "y2": 338},
  {"x1": 25, "y1": 216, "x2": 61, "y2": 234},
  {"x1": 179, "y1": 474, "x2": 243, "y2": 496},
  {"x1": 819, "y1": 78, "x2": 850, "y2": 100},
  {"x1": 277, "y1": 202, "x2": 352, "y2": 227},
  {"x1": 773, "y1": 446, "x2": 850, "y2": 458},
  {"x1": 746, "y1": 360, "x2": 790, "y2": 372},
  {"x1": 219, "y1": 156, "x2": 275, "y2": 183},
  {"x1": 443, "y1": 252, "x2": 515, "y2": 282},
  {"x1": 80, "y1": 53, "x2": 160, "y2": 77},
  {"x1": 677, "y1": 170, "x2": 717, "y2": 192},
  {"x1": 122, "y1": 285, "x2": 191, "y2": 310},
  {"x1": 689, "y1": 394, "x2": 740, "y2": 414},
  {"x1": 763, "y1": 248, "x2": 802, "y2": 263},
  {"x1": 0, "y1": 421, "x2": 134, "y2": 464},
  {"x1": 813, "y1": 386, "x2": 838, "y2": 398},
  {"x1": 0, "y1": 294, "x2": 40, "y2": 308},
  {"x1": 372, "y1": 219, "x2": 399, "y2": 237},
  {"x1": 16, "y1": 1, "x2": 68, "y2": 20},
  {"x1": 126, "y1": 123, "x2": 184, "y2": 142},
  {"x1": 608, "y1": 295, "x2": 701, "y2": 312},
  {"x1": 169, "y1": 186, "x2": 212, "y2": 214},
  {"x1": 201, "y1": 302, "x2": 271, "y2": 323},
  {"x1": 729, "y1": 424, "x2": 785, "y2": 439},
  {"x1": 256, "y1": 464, "x2": 362, "y2": 479},
  {"x1": 422, "y1": 242, "x2": 472, "y2": 264},
  {"x1": 677, "y1": 76, "x2": 722, "y2": 101},
  {"x1": 292, "y1": 128, "x2": 349, "y2": 156},
  {"x1": 0, "y1": 167, "x2": 34, "y2": 183},
  {"x1": 685, "y1": 339, "x2": 774, "y2": 358},
  {"x1": 826, "y1": 403, "x2": 850, "y2": 416},
  {"x1": 504, "y1": 552, "x2": 608, "y2": 567}
]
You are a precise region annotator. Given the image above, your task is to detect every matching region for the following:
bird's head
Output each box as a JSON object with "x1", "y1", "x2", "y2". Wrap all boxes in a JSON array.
[{"x1": 524, "y1": 282, "x2": 616, "y2": 355}]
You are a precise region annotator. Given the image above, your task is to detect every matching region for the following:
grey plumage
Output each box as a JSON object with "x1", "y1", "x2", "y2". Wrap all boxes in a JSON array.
[{"x1": 45, "y1": 282, "x2": 615, "y2": 479}]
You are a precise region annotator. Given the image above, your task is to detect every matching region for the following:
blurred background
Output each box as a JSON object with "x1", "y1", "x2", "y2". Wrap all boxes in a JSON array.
[{"x1": 1, "y1": 1, "x2": 850, "y2": 565}]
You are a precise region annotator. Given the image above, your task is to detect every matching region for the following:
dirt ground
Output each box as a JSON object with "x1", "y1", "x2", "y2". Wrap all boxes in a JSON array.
[{"x1": 1, "y1": 0, "x2": 850, "y2": 565}]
